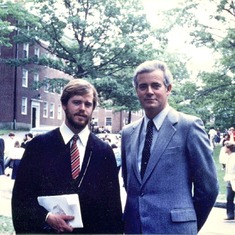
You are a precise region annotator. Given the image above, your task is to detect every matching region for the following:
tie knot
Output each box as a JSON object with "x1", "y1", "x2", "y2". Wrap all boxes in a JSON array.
[
  {"x1": 73, "y1": 134, "x2": 79, "y2": 141},
  {"x1": 147, "y1": 119, "x2": 154, "y2": 129}
]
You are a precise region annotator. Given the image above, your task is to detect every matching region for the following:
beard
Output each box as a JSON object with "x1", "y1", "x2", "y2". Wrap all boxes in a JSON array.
[{"x1": 65, "y1": 109, "x2": 90, "y2": 131}]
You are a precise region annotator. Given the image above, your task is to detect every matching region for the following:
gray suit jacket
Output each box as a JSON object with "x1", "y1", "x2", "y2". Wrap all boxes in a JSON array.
[{"x1": 121, "y1": 107, "x2": 219, "y2": 234}]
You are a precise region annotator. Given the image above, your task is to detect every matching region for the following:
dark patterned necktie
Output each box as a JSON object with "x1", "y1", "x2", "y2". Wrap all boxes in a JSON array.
[
  {"x1": 70, "y1": 134, "x2": 80, "y2": 179},
  {"x1": 141, "y1": 119, "x2": 154, "y2": 179}
]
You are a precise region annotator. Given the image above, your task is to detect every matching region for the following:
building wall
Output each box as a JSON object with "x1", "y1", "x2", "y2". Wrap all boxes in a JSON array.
[
  {"x1": 0, "y1": 32, "x2": 143, "y2": 132},
  {"x1": 0, "y1": 31, "x2": 17, "y2": 126},
  {"x1": 0, "y1": 36, "x2": 72, "y2": 129}
]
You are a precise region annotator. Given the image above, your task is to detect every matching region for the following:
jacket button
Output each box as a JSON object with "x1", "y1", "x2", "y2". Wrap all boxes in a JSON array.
[{"x1": 140, "y1": 192, "x2": 144, "y2": 197}]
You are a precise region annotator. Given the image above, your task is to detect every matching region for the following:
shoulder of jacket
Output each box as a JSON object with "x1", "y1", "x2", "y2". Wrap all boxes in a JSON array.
[
  {"x1": 169, "y1": 108, "x2": 200, "y2": 123},
  {"x1": 122, "y1": 118, "x2": 143, "y2": 132}
]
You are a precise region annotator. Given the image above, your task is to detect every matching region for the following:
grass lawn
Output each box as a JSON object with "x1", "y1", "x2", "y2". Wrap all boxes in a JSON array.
[
  {"x1": 213, "y1": 145, "x2": 227, "y2": 201},
  {"x1": 0, "y1": 215, "x2": 14, "y2": 235}
]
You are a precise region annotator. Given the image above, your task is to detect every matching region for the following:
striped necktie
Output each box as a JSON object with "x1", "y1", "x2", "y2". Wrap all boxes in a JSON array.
[
  {"x1": 70, "y1": 134, "x2": 80, "y2": 179},
  {"x1": 141, "y1": 119, "x2": 154, "y2": 179}
]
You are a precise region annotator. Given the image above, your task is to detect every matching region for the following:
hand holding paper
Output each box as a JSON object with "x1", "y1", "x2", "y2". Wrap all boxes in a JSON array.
[{"x1": 37, "y1": 194, "x2": 83, "y2": 228}]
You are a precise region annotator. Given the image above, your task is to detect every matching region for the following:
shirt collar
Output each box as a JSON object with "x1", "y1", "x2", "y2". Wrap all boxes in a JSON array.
[
  {"x1": 60, "y1": 122, "x2": 90, "y2": 146},
  {"x1": 144, "y1": 105, "x2": 170, "y2": 131}
]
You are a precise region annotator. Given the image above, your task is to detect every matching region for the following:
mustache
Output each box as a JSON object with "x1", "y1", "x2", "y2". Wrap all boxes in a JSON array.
[{"x1": 74, "y1": 112, "x2": 87, "y2": 118}]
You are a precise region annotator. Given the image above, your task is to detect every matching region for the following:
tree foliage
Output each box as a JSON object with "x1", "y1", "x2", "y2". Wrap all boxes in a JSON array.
[
  {"x1": 154, "y1": 0, "x2": 235, "y2": 130},
  {"x1": 2, "y1": 0, "x2": 213, "y2": 124},
  {"x1": 0, "y1": 1, "x2": 30, "y2": 46},
  {"x1": 1, "y1": 0, "x2": 161, "y2": 114}
]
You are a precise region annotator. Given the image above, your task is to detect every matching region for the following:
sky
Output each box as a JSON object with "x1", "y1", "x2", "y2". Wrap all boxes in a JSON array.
[{"x1": 141, "y1": 0, "x2": 216, "y2": 74}]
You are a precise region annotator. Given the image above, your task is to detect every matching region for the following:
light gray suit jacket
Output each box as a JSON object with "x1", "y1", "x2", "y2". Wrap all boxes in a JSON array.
[{"x1": 121, "y1": 107, "x2": 219, "y2": 234}]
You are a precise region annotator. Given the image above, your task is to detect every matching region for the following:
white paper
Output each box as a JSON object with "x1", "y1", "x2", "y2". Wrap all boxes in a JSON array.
[{"x1": 37, "y1": 194, "x2": 83, "y2": 228}]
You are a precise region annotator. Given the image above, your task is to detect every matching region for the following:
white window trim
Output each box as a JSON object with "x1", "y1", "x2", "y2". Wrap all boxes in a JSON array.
[
  {"x1": 49, "y1": 103, "x2": 55, "y2": 119},
  {"x1": 57, "y1": 104, "x2": 62, "y2": 120},
  {"x1": 21, "y1": 97, "x2": 27, "y2": 115},
  {"x1": 34, "y1": 72, "x2": 39, "y2": 90},
  {"x1": 43, "y1": 101, "x2": 48, "y2": 118},
  {"x1": 23, "y1": 43, "x2": 29, "y2": 58},
  {"x1": 22, "y1": 69, "x2": 28, "y2": 88},
  {"x1": 34, "y1": 47, "x2": 40, "y2": 57}
]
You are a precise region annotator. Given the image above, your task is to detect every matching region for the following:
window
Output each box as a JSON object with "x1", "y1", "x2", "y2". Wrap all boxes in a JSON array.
[
  {"x1": 106, "y1": 117, "x2": 112, "y2": 126},
  {"x1": 23, "y1": 43, "x2": 29, "y2": 58},
  {"x1": 34, "y1": 47, "x2": 40, "y2": 58},
  {"x1": 49, "y1": 103, "x2": 55, "y2": 119},
  {"x1": 43, "y1": 102, "x2": 48, "y2": 118},
  {"x1": 44, "y1": 78, "x2": 49, "y2": 92},
  {"x1": 34, "y1": 72, "x2": 39, "y2": 90},
  {"x1": 57, "y1": 104, "x2": 62, "y2": 120},
  {"x1": 21, "y1": 97, "x2": 27, "y2": 115},
  {"x1": 22, "y1": 69, "x2": 28, "y2": 87},
  {"x1": 44, "y1": 78, "x2": 56, "y2": 93}
]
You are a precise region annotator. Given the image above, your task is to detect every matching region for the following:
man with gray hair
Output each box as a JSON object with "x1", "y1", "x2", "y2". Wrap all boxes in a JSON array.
[{"x1": 121, "y1": 60, "x2": 219, "y2": 234}]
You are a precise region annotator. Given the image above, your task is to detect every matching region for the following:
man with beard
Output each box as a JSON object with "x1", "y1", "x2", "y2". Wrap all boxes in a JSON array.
[{"x1": 12, "y1": 79, "x2": 123, "y2": 234}]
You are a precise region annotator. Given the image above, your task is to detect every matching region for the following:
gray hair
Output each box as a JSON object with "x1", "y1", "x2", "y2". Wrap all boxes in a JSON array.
[{"x1": 133, "y1": 60, "x2": 173, "y2": 89}]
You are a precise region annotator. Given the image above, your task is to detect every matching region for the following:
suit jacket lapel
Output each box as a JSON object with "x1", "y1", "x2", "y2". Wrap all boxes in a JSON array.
[
  {"x1": 130, "y1": 118, "x2": 144, "y2": 184},
  {"x1": 141, "y1": 108, "x2": 179, "y2": 184}
]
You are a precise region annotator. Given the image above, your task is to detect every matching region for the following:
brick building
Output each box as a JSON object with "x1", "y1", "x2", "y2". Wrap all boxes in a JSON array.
[{"x1": 0, "y1": 31, "x2": 142, "y2": 132}]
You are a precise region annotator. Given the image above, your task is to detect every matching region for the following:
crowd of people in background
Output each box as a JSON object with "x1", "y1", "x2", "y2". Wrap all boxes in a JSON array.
[
  {"x1": 209, "y1": 126, "x2": 235, "y2": 221},
  {"x1": 214, "y1": 127, "x2": 235, "y2": 170},
  {"x1": 0, "y1": 132, "x2": 34, "y2": 179},
  {"x1": 208, "y1": 126, "x2": 235, "y2": 149},
  {"x1": 0, "y1": 128, "x2": 122, "y2": 180},
  {"x1": 208, "y1": 127, "x2": 221, "y2": 149}
]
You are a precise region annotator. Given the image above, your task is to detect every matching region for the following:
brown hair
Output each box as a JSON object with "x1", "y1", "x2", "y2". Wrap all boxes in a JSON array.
[
  {"x1": 225, "y1": 141, "x2": 235, "y2": 152},
  {"x1": 61, "y1": 79, "x2": 99, "y2": 109}
]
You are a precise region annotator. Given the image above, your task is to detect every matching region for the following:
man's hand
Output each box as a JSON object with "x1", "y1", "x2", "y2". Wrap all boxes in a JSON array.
[{"x1": 46, "y1": 213, "x2": 74, "y2": 233}]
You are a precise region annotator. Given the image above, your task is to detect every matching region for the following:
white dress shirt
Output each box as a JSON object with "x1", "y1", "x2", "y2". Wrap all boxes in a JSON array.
[
  {"x1": 137, "y1": 105, "x2": 171, "y2": 171},
  {"x1": 60, "y1": 122, "x2": 90, "y2": 167}
]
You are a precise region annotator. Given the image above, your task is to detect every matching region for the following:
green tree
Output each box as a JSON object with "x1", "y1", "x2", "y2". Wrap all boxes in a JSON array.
[
  {"x1": 2, "y1": 0, "x2": 198, "y2": 123},
  {"x1": 154, "y1": 0, "x2": 235, "y2": 129},
  {"x1": 1, "y1": 0, "x2": 159, "y2": 117},
  {"x1": 0, "y1": 0, "x2": 30, "y2": 46}
]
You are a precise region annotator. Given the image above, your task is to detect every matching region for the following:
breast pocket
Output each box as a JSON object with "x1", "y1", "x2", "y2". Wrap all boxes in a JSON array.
[{"x1": 163, "y1": 146, "x2": 184, "y2": 156}]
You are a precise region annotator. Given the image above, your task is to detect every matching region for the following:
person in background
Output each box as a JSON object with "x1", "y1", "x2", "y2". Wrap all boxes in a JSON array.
[
  {"x1": 208, "y1": 127, "x2": 217, "y2": 149},
  {"x1": 21, "y1": 133, "x2": 33, "y2": 149},
  {"x1": 0, "y1": 137, "x2": 5, "y2": 175},
  {"x1": 228, "y1": 127, "x2": 235, "y2": 142},
  {"x1": 10, "y1": 141, "x2": 25, "y2": 180},
  {"x1": 215, "y1": 128, "x2": 221, "y2": 145},
  {"x1": 219, "y1": 133, "x2": 230, "y2": 170},
  {"x1": 12, "y1": 79, "x2": 123, "y2": 234},
  {"x1": 111, "y1": 143, "x2": 122, "y2": 173},
  {"x1": 4, "y1": 132, "x2": 16, "y2": 175},
  {"x1": 121, "y1": 60, "x2": 219, "y2": 234},
  {"x1": 223, "y1": 141, "x2": 235, "y2": 220}
]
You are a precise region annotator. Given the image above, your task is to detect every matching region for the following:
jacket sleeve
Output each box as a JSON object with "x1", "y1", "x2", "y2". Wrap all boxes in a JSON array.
[
  {"x1": 187, "y1": 118, "x2": 219, "y2": 231},
  {"x1": 98, "y1": 143, "x2": 123, "y2": 233}
]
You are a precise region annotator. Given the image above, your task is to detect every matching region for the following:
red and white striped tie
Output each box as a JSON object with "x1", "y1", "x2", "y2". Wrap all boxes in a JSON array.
[{"x1": 70, "y1": 134, "x2": 80, "y2": 179}]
